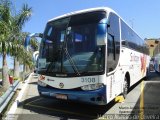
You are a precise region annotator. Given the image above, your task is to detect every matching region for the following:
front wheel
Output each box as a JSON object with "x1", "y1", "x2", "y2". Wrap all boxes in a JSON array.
[{"x1": 122, "y1": 76, "x2": 129, "y2": 99}]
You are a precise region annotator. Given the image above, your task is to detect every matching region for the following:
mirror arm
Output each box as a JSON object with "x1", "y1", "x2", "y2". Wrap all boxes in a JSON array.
[{"x1": 39, "y1": 33, "x2": 43, "y2": 38}]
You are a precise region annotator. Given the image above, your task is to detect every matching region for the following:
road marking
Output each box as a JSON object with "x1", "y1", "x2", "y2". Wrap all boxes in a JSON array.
[
  {"x1": 139, "y1": 80, "x2": 144, "y2": 120},
  {"x1": 26, "y1": 103, "x2": 95, "y2": 119}
]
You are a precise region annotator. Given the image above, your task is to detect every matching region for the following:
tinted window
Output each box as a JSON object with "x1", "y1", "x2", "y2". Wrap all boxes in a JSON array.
[
  {"x1": 107, "y1": 13, "x2": 120, "y2": 73},
  {"x1": 121, "y1": 20, "x2": 149, "y2": 55},
  {"x1": 38, "y1": 11, "x2": 106, "y2": 77}
]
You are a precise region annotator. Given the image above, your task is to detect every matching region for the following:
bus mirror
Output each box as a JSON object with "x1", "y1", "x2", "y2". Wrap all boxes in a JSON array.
[
  {"x1": 32, "y1": 33, "x2": 43, "y2": 38},
  {"x1": 39, "y1": 33, "x2": 43, "y2": 38},
  {"x1": 97, "y1": 24, "x2": 107, "y2": 45}
]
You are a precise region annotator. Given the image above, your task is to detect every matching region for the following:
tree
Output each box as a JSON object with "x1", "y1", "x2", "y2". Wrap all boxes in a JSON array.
[
  {"x1": 0, "y1": 0, "x2": 13, "y2": 90},
  {"x1": 5, "y1": 3, "x2": 32, "y2": 78},
  {"x1": 11, "y1": 4, "x2": 32, "y2": 78},
  {"x1": 0, "y1": 0, "x2": 33, "y2": 90},
  {"x1": 14, "y1": 32, "x2": 38, "y2": 77}
]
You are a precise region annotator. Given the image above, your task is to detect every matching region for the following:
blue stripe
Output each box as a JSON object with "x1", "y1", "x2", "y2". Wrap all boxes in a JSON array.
[{"x1": 38, "y1": 85, "x2": 107, "y2": 105}]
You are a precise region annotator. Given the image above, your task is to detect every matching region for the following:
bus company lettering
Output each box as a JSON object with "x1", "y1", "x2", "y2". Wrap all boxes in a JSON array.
[{"x1": 81, "y1": 77, "x2": 96, "y2": 83}]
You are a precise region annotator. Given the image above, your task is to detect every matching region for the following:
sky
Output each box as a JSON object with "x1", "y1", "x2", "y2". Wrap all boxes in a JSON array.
[
  {"x1": 14, "y1": 0, "x2": 160, "y2": 39},
  {"x1": 1, "y1": 0, "x2": 160, "y2": 69}
]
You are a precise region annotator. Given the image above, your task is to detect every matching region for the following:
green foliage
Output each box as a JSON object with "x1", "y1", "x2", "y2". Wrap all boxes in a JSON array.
[
  {"x1": 0, "y1": 0, "x2": 36, "y2": 88},
  {"x1": 13, "y1": 76, "x2": 19, "y2": 80}
]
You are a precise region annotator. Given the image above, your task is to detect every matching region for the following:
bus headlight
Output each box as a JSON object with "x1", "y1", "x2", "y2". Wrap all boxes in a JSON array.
[
  {"x1": 81, "y1": 83, "x2": 104, "y2": 91},
  {"x1": 38, "y1": 80, "x2": 47, "y2": 87}
]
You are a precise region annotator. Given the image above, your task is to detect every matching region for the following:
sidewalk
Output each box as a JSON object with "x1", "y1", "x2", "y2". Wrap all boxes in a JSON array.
[{"x1": 6, "y1": 73, "x2": 39, "y2": 119}]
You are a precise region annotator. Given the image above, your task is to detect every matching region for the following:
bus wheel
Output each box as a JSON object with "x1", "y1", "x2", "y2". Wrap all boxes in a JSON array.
[{"x1": 123, "y1": 76, "x2": 128, "y2": 99}]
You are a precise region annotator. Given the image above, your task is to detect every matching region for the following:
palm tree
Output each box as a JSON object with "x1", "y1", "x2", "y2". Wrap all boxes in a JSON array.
[
  {"x1": 25, "y1": 35, "x2": 39, "y2": 72},
  {"x1": 0, "y1": 0, "x2": 13, "y2": 90},
  {"x1": 13, "y1": 32, "x2": 38, "y2": 79},
  {"x1": 20, "y1": 46, "x2": 34, "y2": 80},
  {"x1": 11, "y1": 4, "x2": 32, "y2": 78},
  {"x1": 0, "y1": 0, "x2": 33, "y2": 90}
]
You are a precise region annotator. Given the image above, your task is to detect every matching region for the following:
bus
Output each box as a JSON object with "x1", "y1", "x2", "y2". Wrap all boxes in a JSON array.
[{"x1": 37, "y1": 7, "x2": 150, "y2": 105}]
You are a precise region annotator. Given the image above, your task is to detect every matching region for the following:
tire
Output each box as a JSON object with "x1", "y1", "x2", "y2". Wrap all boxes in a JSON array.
[{"x1": 122, "y1": 76, "x2": 129, "y2": 99}]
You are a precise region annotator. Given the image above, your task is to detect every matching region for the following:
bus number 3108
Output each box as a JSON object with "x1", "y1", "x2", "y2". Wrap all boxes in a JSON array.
[{"x1": 81, "y1": 77, "x2": 96, "y2": 83}]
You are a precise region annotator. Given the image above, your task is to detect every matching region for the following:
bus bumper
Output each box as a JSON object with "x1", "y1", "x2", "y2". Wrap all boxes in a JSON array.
[{"x1": 38, "y1": 85, "x2": 107, "y2": 105}]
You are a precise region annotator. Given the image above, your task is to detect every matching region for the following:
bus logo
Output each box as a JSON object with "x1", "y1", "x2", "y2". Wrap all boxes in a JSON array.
[{"x1": 59, "y1": 83, "x2": 64, "y2": 88}]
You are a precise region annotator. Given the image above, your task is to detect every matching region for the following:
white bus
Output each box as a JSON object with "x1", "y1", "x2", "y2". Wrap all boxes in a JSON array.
[{"x1": 37, "y1": 7, "x2": 150, "y2": 105}]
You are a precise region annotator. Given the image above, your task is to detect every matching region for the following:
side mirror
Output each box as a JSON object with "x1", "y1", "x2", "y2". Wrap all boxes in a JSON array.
[
  {"x1": 34, "y1": 33, "x2": 43, "y2": 38},
  {"x1": 39, "y1": 33, "x2": 43, "y2": 38},
  {"x1": 97, "y1": 23, "x2": 107, "y2": 45}
]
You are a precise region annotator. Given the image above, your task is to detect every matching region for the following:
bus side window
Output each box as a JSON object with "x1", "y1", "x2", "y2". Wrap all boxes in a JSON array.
[
  {"x1": 107, "y1": 33, "x2": 115, "y2": 72},
  {"x1": 108, "y1": 34, "x2": 115, "y2": 60}
]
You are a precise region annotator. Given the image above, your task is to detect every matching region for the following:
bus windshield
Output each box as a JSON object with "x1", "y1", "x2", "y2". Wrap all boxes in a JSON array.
[{"x1": 38, "y1": 11, "x2": 106, "y2": 77}]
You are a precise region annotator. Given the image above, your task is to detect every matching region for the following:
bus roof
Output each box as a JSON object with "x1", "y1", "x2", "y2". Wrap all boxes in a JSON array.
[{"x1": 48, "y1": 7, "x2": 116, "y2": 22}]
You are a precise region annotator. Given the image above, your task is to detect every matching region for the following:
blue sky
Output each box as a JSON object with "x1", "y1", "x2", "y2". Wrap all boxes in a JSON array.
[
  {"x1": 1, "y1": 0, "x2": 160, "y2": 68},
  {"x1": 14, "y1": 0, "x2": 160, "y2": 39}
]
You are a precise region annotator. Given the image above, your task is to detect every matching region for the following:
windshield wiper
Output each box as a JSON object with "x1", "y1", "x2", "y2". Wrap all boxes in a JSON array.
[
  {"x1": 62, "y1": 17, "x2": 80, "y2": 76},
  {"x1": 63, "y1": 46, "x2": 80, "y2": 76}
]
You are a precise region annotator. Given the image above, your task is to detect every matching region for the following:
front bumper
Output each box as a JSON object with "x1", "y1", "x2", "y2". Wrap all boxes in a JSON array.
[{"x1": 38, "y1": 85, "x2": 107, "y2": 105}]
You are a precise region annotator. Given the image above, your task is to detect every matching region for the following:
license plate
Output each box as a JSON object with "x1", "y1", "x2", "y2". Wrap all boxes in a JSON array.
[{"x1": 55, "y1": 94, "x2": 67, "y2": 100}]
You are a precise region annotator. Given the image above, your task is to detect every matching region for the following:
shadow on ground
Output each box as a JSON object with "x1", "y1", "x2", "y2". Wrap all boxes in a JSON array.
[{"x1": 17, "y1": 96, "x2": 116, "y2": 120}]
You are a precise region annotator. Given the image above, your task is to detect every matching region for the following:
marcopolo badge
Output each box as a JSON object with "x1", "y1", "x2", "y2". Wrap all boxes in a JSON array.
[{"x1": 59, "y1": 83, "x2": 64, "y2": 88}]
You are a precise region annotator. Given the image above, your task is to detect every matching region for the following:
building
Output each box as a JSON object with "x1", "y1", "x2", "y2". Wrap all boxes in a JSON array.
[{"x1": 145, "y1": 38, "x2": 160, "y2": 57}]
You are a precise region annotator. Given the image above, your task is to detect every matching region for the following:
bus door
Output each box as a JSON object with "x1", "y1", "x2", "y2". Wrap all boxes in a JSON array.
[{"x1": 106, "y1": 13, "x2": 121, "y2": 98}]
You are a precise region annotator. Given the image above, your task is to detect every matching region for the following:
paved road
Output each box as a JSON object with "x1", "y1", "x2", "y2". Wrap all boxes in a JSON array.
[{"x1": 6, "y1": 72, "x2": 160, "y2": 120}]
